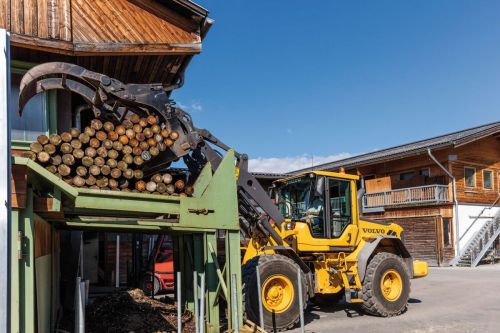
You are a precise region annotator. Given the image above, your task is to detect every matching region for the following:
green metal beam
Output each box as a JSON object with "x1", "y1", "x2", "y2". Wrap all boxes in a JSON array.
[
  {"x1": 204, "y1": 232, "x2": 219, "y2": 333},
  {"x1": 10, "y1": 210, "x2": 20, "y2": 333}
]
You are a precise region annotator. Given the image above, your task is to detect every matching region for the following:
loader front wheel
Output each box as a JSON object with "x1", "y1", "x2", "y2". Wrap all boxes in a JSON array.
[
  {"x1": 361, "y1": 252, "x2": 410, "y2": 317},
  {"x1": 242, "y1": 255, "x2": 307, "y2": 331}
]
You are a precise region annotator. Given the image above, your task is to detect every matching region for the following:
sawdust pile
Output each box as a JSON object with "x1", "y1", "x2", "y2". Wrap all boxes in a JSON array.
[{"x1": 86, "y1": 288, "x2": 194, "y2": 333}]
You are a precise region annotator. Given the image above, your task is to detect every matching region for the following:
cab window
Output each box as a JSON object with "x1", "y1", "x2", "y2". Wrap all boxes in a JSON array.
[{"x1": 329, "y1": 179, "x2": 352, "y2": 238}]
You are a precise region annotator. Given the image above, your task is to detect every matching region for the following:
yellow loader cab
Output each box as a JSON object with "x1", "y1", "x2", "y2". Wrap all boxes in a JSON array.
[{"x1": 242, "y1": 171, "x2": 428, "y2": 331}]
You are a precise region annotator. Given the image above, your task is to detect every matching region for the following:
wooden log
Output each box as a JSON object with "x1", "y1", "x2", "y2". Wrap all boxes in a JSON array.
[
  {"x1": 122, "y1": 119, "x2": 133, "y2": 129},
  {"x1": 139, "y1": 141, "x2": 149, "y2": 151},
  {"x1": 170, "y1": 131, "x2": 179, "y2": 140},
  {"x1": 78, "y1": 133, "x2": 90, "y2": 144},
  {"x1": 23, "y1": 151, "x2": 37, "y2": 161},
  {"x1": 70, "y1": 128, "x2": 80, "y2": 138},
  {"x1": 43, "y1": 143, "x2": 57, "y2": 155},
  {"x1": 30, "y1": 142, "x2": 43, "y2": 153},
  {"x1": 135, "y1": 180, "x2": 146, "y2": 191},
  {"x1": 141, "y1": 151, "x2": 152, "y2": 162},
  {"x1": 61, "y1": 132, "x2": 72, "y2": 143},
  {"x1": 123, "y1": 169, "x2": 134, "y2": 179},
  {"x1": 135, "y1": 132, "x2": 146, "y2": 142},
  {"x1": 108, "y1": 149, "x2": 119, "y2": 160},
  {"x1": 129, "y1": 138, "x2": 139, "y2": 148},
  {"x1": 96, "y1": 177, "x2": 109, "y2": 188},
  {"x1": 119, "y1": 135, "x2": 130, "y2": 145},
  {"x1": 139, "y1": 118, "x2": 148, "y2": 128},
  {"x1": 133, "y1": 124, "x2": 143, "y2": 134},
  {"x1": 37, "y1": 152, "x2": 50, "y2": 163},
  {"x1": 103, "y1": 121, "x2": 115, "y2": 132},
  {"x1": 102, "y1": 139, "x2": 113, "y2": 150},
  {"x1": 161, "y1": 128, "x2": 170, "y2": 138},
  {"x1": 147, "y1": 137, "x2": 157, "y2": 147},
  {"x1": 115, "y1": 125, "x2": 126, "y2": 136},
  {"x1": 70, "y1": 139, "x2": 82, "y2": 149},
  {"x1": 60, "y1": 143, "x2": 73, "y2": 154},
  {"x1": 62, "y1": 154, "x2": 75, "y2": 166},
  {"x1": 106, "y1": 158, "x2": 118, "y2": 169},
  {"x1": 143, "y1": 128, "x2": 153, "y2": 139},
  {"x1": 107, "y1": 131, "x2": 118, "y2": 141},
  {"x1": 50, "y1": 155, "x2": 62, "y2": 166},
  {"x1": 95, "y1": 131, "x2": 107, "y2": 141},
  {"x1": 84, "y1": 126, "x2": 96, "y2": 137},
  {"x1": 125, "y1": 129, "x2": 136, "y2": 139},
  {"x1": 46, "y1": 165, "x2": 57, "y2": 174},
  {"x1": 151, "y1": 124, "x2": 161, "y2": 134},
  {"x1": 122, "y1": 154, "x2": 134, "y2": 165},
  {"x1": 82, "y1": 156, "x2": 94, "y2": 167},
  {"x1": 72, "y1": 148, "x2": 85, "y2": 159},
  {"x1": 86, "y1": 175, "x2": 96, "y2": 186},
  {"x1": 57, "y1": 164, "x2": 71, "y2": 177},
  {"x1": 62, "y1": 177, "x2": 73, "y2": 185},
  {"x1": 89, "y1": 165, "x2": 101, "y2": 176},
  {"x1": 153, "y1": 134, "x2": 163, "y2": 143},
  {"x1": 119, "y1": 179, "x2": 129, "y2": 189},
  {"x1": 112, "y1": 141, "x2": 123, "y2": 151},
  {"x1": 110, "y1": 168, "x2": 122, "y2": 179},
  {"x1": 89, "y1": 185, "x2": 99, "y2": 190},
  {"x1": 151, "y1": 174, "x2": 162, "y2": 183},
  {"x1": 49, "y1": 134, "x2": 62, "y2": 146},
  {"x1": 89, "y1": 138, "x2": 100, "y2": 148},
  {"x1": 73, "y1": 175, "x2": 86, "y2": 187},
  {"x1": 90, "y1": 119, "x2": 103, "y2": 130},
  {"x1": 130, "y1": 114, "x2": 140, "y2": 124},
  {"x1": 101, "y1": 165, "x2": 111, "y2": 176},
  {"x1": 96, "y1": 147, "x2": 108, "y2": 158},
  {"x1": 133, "y1": 156, "x2": 144, "y2": 166},
  {"x1": 164, "y1": 138, "x2": 174, "y2": 147},
  {"x1": 162, "y1": 174, "x2": 172, "y2": 184},
  {"x1": 149, "y1": 146, "x2": 159, "y2": 157},
  {"x1": 156, "y1": 182, "x2": 167, "y2": 193},
  {"x1": 134, "y1": 169, "x2": 144, "y2": 180},
  {"x1": 146, "y1": 181, "x2": 157, "y2": 192},
  {"x1": 166, "y1": 184, "x2": 175, "y2": 194},
  {"x1": 94, "y1": 157, "x2": 105, "y2": 167},
  {"x1": 122, "y1": 145, "x2": 133, "y2": 155},
  {"x1": 85, "y1": 147, "x2": 97, "y2": 158},
  {"x1": 117, "y1": 161, "x2": 128, "y2": 172},
  {"x1": 76, "y1": 166, "x2": 88, "y2": 177},
  {"x1": 132, "y1": 147, "x2": 142, "y2": 156},
  {"x1": 108, "y1": 178, "x2": 119, "y2": 189},
  {"x1": 37, "y1": 134, "x2": 49, "y2": 145},
  {"x1": 147, "y1": 115, "x2": 158, "y2": 125},
  {"x1": 185, "y1": 186, "x2": 194, "y2": 196},
  {"x1": 175, "y1": 179, "x2": 185, "y2": 191}
]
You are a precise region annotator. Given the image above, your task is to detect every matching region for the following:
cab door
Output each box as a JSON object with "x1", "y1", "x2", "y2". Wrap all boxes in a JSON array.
[{"x1": 326, "y1": 178, "x2": 359, "y2": 246}]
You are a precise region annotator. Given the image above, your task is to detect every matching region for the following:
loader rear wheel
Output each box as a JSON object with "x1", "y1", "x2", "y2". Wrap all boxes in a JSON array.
[
  {"x1": 242, "y1": 255, "x2": 307, "y2": 332},
  {"x1": 361, "y1": 252, "x2": 410, "y2": 317}
]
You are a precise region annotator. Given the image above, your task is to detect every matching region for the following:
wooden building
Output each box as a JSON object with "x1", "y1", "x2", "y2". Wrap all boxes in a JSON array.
[
  {"x1": 2, "y1": 1, "x2": 214, "y2": 332},
  {"x1": 257, "y1": 122, "x2": 500, "y2": 266}
]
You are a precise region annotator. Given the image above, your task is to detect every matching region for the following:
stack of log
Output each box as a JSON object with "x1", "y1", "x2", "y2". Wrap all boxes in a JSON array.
[{"x1": 25, "y1": 115, "x2": 192, "y2": 196}]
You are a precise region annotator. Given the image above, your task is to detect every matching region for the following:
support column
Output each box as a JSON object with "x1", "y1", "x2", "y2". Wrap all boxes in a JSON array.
[
  {"x1": 204, "y1": 232, "x2": 219, "y2": 333},
  {"x1": 10, "y1": 210, "x2": 19, "y2": 333},
  {"x1": 225, "y1": 230, "x2": 243, "y2": 330},
  {"x1": 19, "y1": 190, "x2": 35, "y2": 333}
]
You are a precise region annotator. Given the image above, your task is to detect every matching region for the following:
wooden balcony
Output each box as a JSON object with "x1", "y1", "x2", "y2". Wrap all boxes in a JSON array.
[{"x1": 363, "y1": 184, "x2": 450, "y2": 209}]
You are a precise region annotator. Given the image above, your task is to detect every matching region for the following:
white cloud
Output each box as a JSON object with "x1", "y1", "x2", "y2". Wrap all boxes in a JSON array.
[
  {"x1": 249, "y1": 153, "x2": 352, "y2": 173},
  {"x1": 177, "y1": 100, "x2": 202, "y2": 112}
]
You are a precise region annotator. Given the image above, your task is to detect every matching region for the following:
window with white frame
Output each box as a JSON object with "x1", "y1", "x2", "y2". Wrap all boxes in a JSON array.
[
  {"x1": 464, "y1": 167, "x2": 476, "y2": 188},
  {"x1": 483, "y1": 170, "x2": 493, "y2": 190}
]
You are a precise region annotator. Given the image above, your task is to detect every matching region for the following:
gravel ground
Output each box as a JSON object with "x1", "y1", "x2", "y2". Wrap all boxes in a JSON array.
[{"x1": 288, "y1": 264, "x2": 500, "y2": 333}]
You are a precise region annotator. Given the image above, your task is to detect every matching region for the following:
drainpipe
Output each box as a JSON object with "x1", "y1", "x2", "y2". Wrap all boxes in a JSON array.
[{"x1": 427, "y1": 148, "x2": 460, "y2": 257}]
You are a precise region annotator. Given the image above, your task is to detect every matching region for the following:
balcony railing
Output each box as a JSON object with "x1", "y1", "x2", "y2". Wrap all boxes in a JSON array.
[{"x1": 363, "y1": 184, "x2": 450, "y2": 208}]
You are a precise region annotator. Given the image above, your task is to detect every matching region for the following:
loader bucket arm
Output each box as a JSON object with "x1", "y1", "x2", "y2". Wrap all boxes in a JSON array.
[{"x1": 18, "y1": 62, "x2": 285, "y2": 245}]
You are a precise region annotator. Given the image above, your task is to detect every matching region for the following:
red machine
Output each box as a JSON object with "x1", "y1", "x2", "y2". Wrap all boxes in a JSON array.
[{"x1": 142, "y1": 235, "x2": 175, "y2": 295}]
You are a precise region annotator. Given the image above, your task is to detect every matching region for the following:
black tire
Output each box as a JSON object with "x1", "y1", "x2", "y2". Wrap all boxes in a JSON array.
[
  {"x1": 242, "y1": 255, "x2": 307, "y2": 332},
  {"x1": 142, "y1": 274, "x2": 161, "y2": 296},
  {"x1": 361, "y1": 252, "x2": 410, "y2": 317}
]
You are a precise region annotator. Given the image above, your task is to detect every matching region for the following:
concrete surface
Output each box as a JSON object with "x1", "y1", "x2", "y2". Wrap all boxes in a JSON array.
[{"x1": 289, "y1": 264, "x2": 500, "y2": 333}]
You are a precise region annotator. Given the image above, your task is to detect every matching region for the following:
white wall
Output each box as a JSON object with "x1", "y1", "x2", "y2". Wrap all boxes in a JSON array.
[{"x1": 457, "y1": 204, "x2": 500, "y2": 251}]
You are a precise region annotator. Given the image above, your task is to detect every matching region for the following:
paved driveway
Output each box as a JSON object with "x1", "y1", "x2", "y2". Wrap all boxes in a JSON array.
[{"x1": 289, "y1": 264, "x2": 500, "y2": 333}]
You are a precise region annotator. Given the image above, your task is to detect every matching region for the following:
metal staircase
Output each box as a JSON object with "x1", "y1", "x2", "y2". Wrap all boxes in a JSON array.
[{"x1": 453, "y1": 210, "x2": 500, "y2": 267}]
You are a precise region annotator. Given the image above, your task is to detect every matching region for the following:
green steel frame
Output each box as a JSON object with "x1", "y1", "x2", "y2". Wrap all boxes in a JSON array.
[{"x1": 11, "y1": 150, "x2": 243, "y2": 333}]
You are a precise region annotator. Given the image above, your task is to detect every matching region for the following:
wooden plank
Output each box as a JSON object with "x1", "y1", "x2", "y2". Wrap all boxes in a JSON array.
[
  {"x1": 73, "y1": 41, "x2": 201, "y2": 55},
  {"x1": 11, "y1": 165, "x2": 27, "y2": 209},
  {"x1": 23, "y1": 0, "x2": 37, "y2": 36},
  {"x1": 34, "y1": 217, "x2": 51, "y2": 258},
  {"x1": 0, "y1": 0, "x2": 7, "y2": 29},
  {"x1": 365, "y1": 176, "x2": 391, "y2": 193},
  {"x1": 47, "y1": 0, "x2": 59, "y2": 39},
  {"x1": 35, "y1": 0, "x2": 48, "y2": 38},
  {"x1": 10, "y1": 0, "x2": 24, "y2": 34},
  {"x1": 10, "y1": 33, "x2": 74, "y2": 54},
  {"x1": 58, "y1": 0, "x2": 71, "y2": 41}
]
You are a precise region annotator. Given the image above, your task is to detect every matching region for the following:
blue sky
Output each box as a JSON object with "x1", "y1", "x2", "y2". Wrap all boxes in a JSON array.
[{"x1": 172, "y1": 1, "x2": 500, "y2": 172}]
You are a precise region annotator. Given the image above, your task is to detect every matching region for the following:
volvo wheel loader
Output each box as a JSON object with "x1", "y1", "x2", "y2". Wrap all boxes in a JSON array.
[{"x1": 19, "y1": 62, "x2": 428, "y2": 332}]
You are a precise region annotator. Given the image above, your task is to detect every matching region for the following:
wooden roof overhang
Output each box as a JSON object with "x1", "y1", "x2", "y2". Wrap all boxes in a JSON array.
[{"x1": 1, "y1": 0, "x2": 212, "y2": 84}]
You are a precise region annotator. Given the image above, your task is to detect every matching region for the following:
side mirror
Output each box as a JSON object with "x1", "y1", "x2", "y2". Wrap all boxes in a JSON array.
[{"x1": 315, "y1": 177, "x2": 325, "y2": 197}]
